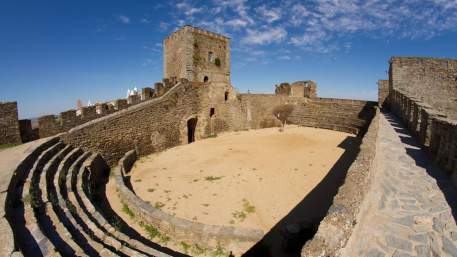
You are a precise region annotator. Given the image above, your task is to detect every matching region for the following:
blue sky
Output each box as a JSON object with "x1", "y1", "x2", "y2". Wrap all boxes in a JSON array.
[{"x1": 1, "y1": 0, "x2": 456, "y2": 119}]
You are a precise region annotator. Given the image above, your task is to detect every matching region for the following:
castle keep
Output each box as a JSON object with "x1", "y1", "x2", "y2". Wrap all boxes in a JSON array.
[
  {"x1": 0, "y1": 25, "x2": 456, "y2": 257},
  {"x1": 164, "y1": 25, "x2": 231, "y2": 85}
]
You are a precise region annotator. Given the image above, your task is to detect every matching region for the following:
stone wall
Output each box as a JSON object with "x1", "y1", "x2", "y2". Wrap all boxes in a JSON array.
[
  {"x1": 114, "y1": 150, "x2": 263, "y2": 252},
  {"x1": 378, "y1": 79, "x2": 389, "y2": 109},
  {"x1": 288, "y1": 98, "x2": 377, "y2": 135},
  {"x1": 192, "y1": 28, "x2": 230, "y2": 84},
  {"x1": 389, "y1": 89, "x2": 457, "y2": 185},
  {"x1": 0, "y1": 102, "x2": 21, "y2": 145},
  {"x1": 61, "y1": 80, "x2": 203, "y2": 166},
  {"x1": 275, "y1": 81, "x2": 317, "y2": 98},
  {"x1": 385, "y1": 56, "x2": 457, "y2": 187},
  {"x1": 37, "y1": 85, "x2": 169, "y2": 140},
  {"x1": 61, "y1": 81, "x2": 377, "y2": 167},
  {"x1": 390, "y1": 57, "x2": 457, "y2": 119},
  {"x1": 301, "y1": 108, "x2": 380, "y2": 256},
  {"x1": 163, "y1": 27, "x2": 192, "y2": 81},
  {"x1": 18, "y1": 119, "x2": 38, "y2": 143},
  {"x1": 238, "y1": 94, "x2": 306, "y2": 130}
]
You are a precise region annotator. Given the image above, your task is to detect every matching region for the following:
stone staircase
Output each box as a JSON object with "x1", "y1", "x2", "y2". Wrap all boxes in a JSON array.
[{"x1": 3, "y1": 137, "x2": 177, "y2": 257}]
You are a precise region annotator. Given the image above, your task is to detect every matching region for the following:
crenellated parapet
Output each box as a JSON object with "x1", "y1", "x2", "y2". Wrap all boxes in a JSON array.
[
  {"x1": 380, "y1": 56, "x2": 457, "y2": 187},
  {"x1": 37, "y1": 81, "x2": 178, "y2": 140},
  {"x1": 389, "y1": 88, "x2": 457, "y2": 179}
]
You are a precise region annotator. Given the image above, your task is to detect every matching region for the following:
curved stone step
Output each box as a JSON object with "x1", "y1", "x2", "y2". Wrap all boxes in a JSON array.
[
  {"x1": 62, "y1": 152, "x2": 122, "y2": 257},
  {"x1": 52, "y1": 149, "x2": 105, "y2": 257},
  {"x1": 32, "y1": 144, "x2": 90, "y2": 257},
  {"x1": 3, "y1": 136, "x2": 60, "y2": 257},
  {"x1": 30, "y1": 144, "x2": 76, "y2": 256},
  {"x1": 18, "y1": 140, "x2": 65, "y2": 256},
  {"x1": 67, "y1": 154, "x2": 147, "y2": 257},
  {"x1": 78, "y1": 154, "x2": 172, "y2": 257}
]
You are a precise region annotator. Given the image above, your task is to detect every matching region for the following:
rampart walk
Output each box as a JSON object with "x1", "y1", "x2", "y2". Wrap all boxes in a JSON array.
[{"x1": 341, "y1": 113, "x2": 457, "y2": 257}]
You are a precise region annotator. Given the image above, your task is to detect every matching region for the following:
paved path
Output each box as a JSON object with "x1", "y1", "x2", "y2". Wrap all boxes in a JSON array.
[{"x1": 342, "y1": 113, "x2": 457, "y2": 257}]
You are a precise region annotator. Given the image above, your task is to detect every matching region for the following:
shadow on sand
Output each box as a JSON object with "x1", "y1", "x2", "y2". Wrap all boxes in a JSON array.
[{"x1": 242, "y1": 135, "x2": 362, "y2": 257}]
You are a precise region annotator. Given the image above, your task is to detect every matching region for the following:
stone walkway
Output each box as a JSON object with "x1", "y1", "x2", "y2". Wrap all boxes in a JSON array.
[{"x1": 342, "y1": 113, "x2": 457, "y2": 257}]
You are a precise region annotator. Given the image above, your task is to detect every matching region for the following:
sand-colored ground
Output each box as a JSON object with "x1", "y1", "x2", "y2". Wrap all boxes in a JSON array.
[{"x1": 126, "y1": 126, "x2": 354, "y2": 233}]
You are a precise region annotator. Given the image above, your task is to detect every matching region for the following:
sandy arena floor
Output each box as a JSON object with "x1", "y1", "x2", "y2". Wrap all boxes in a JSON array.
[{"x1": 125, "y1": 125, "x2": 354, "y2": 233}]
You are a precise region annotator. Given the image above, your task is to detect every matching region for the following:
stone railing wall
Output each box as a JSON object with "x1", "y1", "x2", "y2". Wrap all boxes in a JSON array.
[
  {"x1": 114, "y1": 150, "x2": 263, "y2": 251},
  {"x1": 288, "y1": 98, "x2": 377, "y2": 135},
  {"x1": 389, "y1": 89, "x2": 457, "y2": 183},
  {"x1": 301, "y1": 108, "x2": 380, "y2": 256}
]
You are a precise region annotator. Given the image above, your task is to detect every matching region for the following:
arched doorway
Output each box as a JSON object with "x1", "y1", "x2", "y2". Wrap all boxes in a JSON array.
[
  {"x1": 204, "y1": 76, "x2": 209, "y2": 83},
  {"x1": 187, "y1": 117, "x2": 198, "y2": 143}
]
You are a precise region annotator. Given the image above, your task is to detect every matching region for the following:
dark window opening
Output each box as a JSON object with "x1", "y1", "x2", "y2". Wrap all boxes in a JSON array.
[
  {"x1": 187, "y1": 117, "x2": 198, "y2": 144},
  {"x1": 224, "y1": 91, "x2": 229, "y2": 101},
  {"x1": 208, "y1": 51, "x2": 214, "y2": 62},
  {"x1": 210, "y1": 108, "x2": 215, "y2": 117},
  {"x1": 204, "y1": 76, "x2": 209, "y2": 83}
]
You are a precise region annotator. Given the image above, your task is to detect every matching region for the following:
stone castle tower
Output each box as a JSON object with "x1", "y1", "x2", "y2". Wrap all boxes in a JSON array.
[{"x1": 163, "y1": 25, "x2": 231, "y2": 84}]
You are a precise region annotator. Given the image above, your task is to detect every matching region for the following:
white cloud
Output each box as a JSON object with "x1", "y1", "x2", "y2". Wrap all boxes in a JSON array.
[
  {"x1": 118, "y1": 15, "x2": 130, "y2": 24},
  {"x1": 226, "y1": 19, "x2": 249, "y2": 28},
  {"x1": 277, "y1": 55, "x2": 291, "y2": 60},
  {"x1": 256, "y1": 5, "x2": 281, "y2": 23},
  {"x1": 141, "y1": 18, "x2": 150, "y2": 24},
  {"x1": 290, "y1": 30, "x2": 327, "y2": 46},
  {"x1": 290, "y1": 4, "x2": 310, "y2": 26},
  {"x1": 242, "y1": 27, "x2": 287, "y2": 45},
  {"x1": 165, "y1": 0, "x2": 457, "y2": 53},
  {"x1": 159, "y1": 21, "x2": 170, "y2": 31}
]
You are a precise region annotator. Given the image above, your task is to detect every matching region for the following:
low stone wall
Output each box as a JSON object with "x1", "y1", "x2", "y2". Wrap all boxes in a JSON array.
[
  {"x1": 288, "y1": 98, "x2": 377, "y2": 135},
  {"x1": 389, "y1": 89, "x2": 457, "y2": 184},
  {"x1": 114, "y1": 150, "x2": 263, "y2": 252},
  {"x1": 0, "y1": 102, "x2": 21, "y2": 145},
  {"x1": 301, "y1": 108, "x2": 380, "y2": 256}
]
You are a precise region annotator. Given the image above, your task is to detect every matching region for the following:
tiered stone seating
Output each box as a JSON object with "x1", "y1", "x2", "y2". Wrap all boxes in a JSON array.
[
  {"x1": 4, "y1": 138, "x2": 176, "y2": 257},
  {"x1": 288, "y1": 99, "x2": 375, "y2": 135}
]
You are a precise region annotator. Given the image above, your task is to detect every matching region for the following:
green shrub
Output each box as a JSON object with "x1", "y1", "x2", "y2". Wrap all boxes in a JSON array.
[
  {"x1": 205, "y1": 176, "x2": 224, "y2": 182},
  {"x1": 143, "y1": 223, "x2": 161, "y2": 239},
  {"x1": 181, "y1": 241, "x2": 191, "y2": 253},
  {"x1": 154, "y1": 201, "x2": 165, "y2": 209},
  {"x1": 0, "y1": 144, "x2": 16, "y2": 150},
  {"x1": 192, "y1": 244, "x2": 206, "y2": 255},
  {"x1": 214, "y1": 57, "x2": 221, "y2": 67},
  {"x1": 122, "y1": 203, "x2": 135, "y2": 219},
  {"x1": 243, "y1": 199, "x2": 256, "y2": 213}
]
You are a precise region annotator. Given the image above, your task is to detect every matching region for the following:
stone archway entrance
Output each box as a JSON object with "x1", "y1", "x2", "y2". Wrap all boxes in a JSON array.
[{"x1": 187, "y1": 117, "x2": 198, "y2": 143}]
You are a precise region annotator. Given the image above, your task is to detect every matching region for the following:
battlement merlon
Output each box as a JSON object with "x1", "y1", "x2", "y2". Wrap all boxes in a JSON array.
[
  {"x1": 164, "y1": 25, "x2": 230, "y2": 43},
  {"x1": 389, "y1": 56, "x2": 457, "y2": 64}
]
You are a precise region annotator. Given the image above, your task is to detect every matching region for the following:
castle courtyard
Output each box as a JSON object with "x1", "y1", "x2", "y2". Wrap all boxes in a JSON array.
[
  {"x1": 113, "y1": 126, "x2": 355, "y2": 231},
  {"x1": 0, "y1": 3, "x2": 456, "y2": 255}
]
